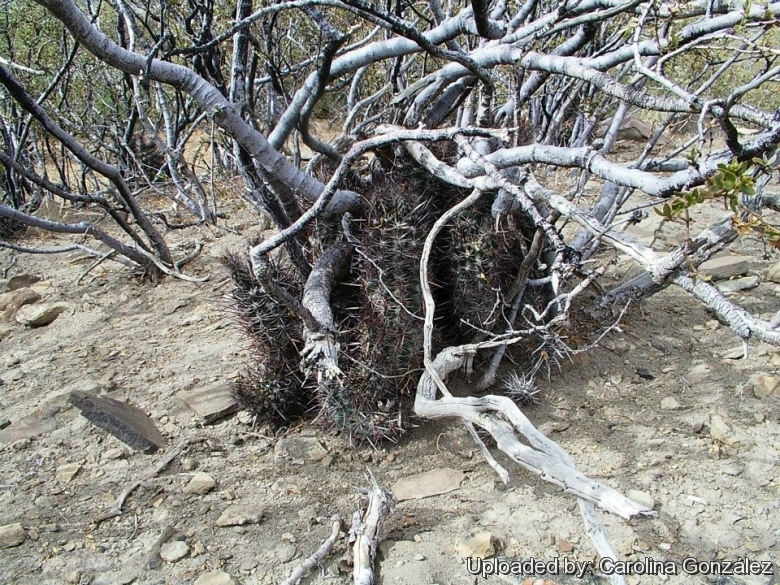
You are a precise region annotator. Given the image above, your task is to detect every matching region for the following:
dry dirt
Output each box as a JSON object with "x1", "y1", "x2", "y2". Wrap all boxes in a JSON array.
[{"x1": 0, "y1": 190, "x2": 779, "y2": 585}]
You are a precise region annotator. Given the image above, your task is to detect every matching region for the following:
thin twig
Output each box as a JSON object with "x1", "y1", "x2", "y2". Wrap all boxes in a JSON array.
[
  {"x1": 281, "y1": 515, "x2": 343, "y2": 585},
  {"x1": 94, "y1": 439, "x2": 189, "y2": 524},
  {"x1": 77, "y1": 250, "x2": 118, "y2": 285},
  {"x1": 420, "y1": 187, "x2": 485, "y2": 395},
  {"x1": 1, "y1": 255, "x2": 17, "y2": 278},
  {"x1": 134, "y1": 246, "x2": 209, "y2": 283}
]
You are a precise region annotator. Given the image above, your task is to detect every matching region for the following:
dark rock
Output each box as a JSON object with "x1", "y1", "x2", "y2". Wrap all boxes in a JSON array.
[{"x1": 69, "y1": 391, "x2": 166, "y2": 453}]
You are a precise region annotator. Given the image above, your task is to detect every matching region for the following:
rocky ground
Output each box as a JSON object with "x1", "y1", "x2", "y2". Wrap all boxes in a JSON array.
[{"x1": 0, "y1": 191, "x2": 779, "y2": 585}]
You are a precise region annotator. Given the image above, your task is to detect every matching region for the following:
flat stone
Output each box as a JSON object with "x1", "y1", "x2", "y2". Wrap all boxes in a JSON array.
[
  {"x1": 721, "y1": 346, "x2": 746, "y2": 359},
  {"x1": 456, "y1": 531, "x2": 495, "y2": 560},
  {"x1": 178, "y1": 383, "x2": 238, "y2": 424},
  {"x1": 160, "y1": 541, "x2": 189, "y2": 563},
  {"x1": 69, "y1": 391, "x2": 166, "y2": 453},
  {"x1": 626, "y1": 489, "x2": 655, "y2": 510},
  {"x1": 391, "y1": 468, "x2": 465, "y2": 501},
  {"x1": 750, "y1": 373, "x2": 779, "y2": 398},
  {"x1": 0, "y1": 324, "x2": 13, "y2": 341},
  {"x1": 29, "y1": 280, "x2": 55, "y2": 296},
  {"x1": 194, "y1": 570, "x2": 235, "y2": 585},
  {"x1": 685, "y1": 363, "x2": 713, "y2": 384},
  {"x1": 15, "y1": 302, "x2": 69, "y2": 327},
  {"x1": 216, "y1": 504, "x2": 265, "y2": 527},
  {"x1": 538, "y1": 421, "x2": 571, "y2": 434},
  {"x1": 722, "y1": 463, "x2": 744, "y2": 476},
  {"x1": 5, "y1": 274, "x2": 41, "y2": 291},
  {"x1": 660, "y1": 397, "x2": 680, "y2": 411},
  {"x1": 101, "y1": 448, "x2": 128, "y2": 460},
  {"x1": 558, "y1": 539, "x2": 575, "y2": 553},
  {"x1": 709, "y1": 413, "x2": 737, "y2": 444},
  {"x1": 184, "y1": 472, "x2": 216, "y2": 495},
  {"x1": 717, "y1": 276, "x2": 759, "y2": 294},
  {"x1": 56, "y1": 463, "x2": 81, "y2": 483},
  {"x1": 0, "y1": 288, "x2": 40, "y2": 320},
  {"x1": 764, "y1": 262, "x2": 780, "y2": 283},
  {"x1": 0, "y1": 407, "x2": 57, "y2": 445},
  {"x1": 0, "y1": 522, "x2": 26, "y2": 548},
  {"x1": 274, "y1": 436, "x2": 328, "y2": 463},
  {"x1": 699, "y1": 255, "x2": 749, "y2": 281}
]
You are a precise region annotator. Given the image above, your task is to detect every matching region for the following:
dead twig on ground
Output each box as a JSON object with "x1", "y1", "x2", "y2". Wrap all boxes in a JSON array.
[
  {"x1": 93, "y1": 439, "x2": 189, "y2": 525},
  {"x1": 76, "y1": 249, "x2": 118, "y2": 285},
  {"x1": 350, "y1": 469, "x2": 395, "y2": 585},
  {"x1": 1, "y1": 255, "x2": 16, "y2": 277},
  {"x1": 146, "y1": 523, "x2": 176, "y2": 569},
  {"x1": 281, "y1": 515, "x2": 343, "y2": 585}
]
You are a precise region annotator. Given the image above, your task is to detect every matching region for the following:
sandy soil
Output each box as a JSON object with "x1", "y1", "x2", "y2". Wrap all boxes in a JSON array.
[{"x1": 0, "y1": 189, "x2": 778, "y2": 585}]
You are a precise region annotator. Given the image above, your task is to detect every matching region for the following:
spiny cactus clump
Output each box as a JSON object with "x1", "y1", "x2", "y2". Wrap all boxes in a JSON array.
[
  {"x1": 221, "y1": 251, "x2": 311, "y2": 426},
  {"x1": 503, "y1": 370, "x2": 541, "y2": 405},
  {"x1": 308, "y1": 164, "x2": 454, "y2": 440},
  {"x1": 224, "y1": 152, "x2": 541, "y2": 441}
]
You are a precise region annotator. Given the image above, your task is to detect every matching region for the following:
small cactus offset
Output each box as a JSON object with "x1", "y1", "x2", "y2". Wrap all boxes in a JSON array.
[
  {"x1": 503, "y1": 370, "x2": 541, "y2": 405},
  {"x1": 446, "y1": 200, "x2": 528, "y2": 338}
]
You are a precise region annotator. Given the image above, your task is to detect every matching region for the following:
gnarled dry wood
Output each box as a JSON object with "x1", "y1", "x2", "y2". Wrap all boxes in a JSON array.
[
  {"x1": 281, "y1": 515, "x2": 343, "y2": 585},
  {"x1": 414, "y1": 344, "x2": 643, "y2": 585},
  {"x1": 415, "y1": 346, "x2": 651, "y2": 519},
  {"x1": 351, "y1": 470, "x2": 395, "y2": 585},
  {"x1": 302, "y1": 242, "x2": 353, "y2": 380}
]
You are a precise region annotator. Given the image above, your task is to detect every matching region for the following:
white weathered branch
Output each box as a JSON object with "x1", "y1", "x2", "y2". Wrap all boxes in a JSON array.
[
  {"x1": 414, "y1": 345, "x2": 652, "y2": 520},
  {"x1": 282, "y1": 515, "x2": 343, "y2": 585},
  {"x1": 301, "y1": 243, "x2": 353, "y2": 380},
  {"x1": 351, "y1": 471, "x2": 395, "y2": 585}
]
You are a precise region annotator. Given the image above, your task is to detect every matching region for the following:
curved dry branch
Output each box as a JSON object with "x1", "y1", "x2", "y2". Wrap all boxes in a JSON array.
[
  {"x1": 0, "y1": 64, "x2": 171, "y2": 264},
  {"x1": 34, "y1": 0, "x2": 361, "y2": 217},
  {"x1": 302, "y1": 242, "x2": 353, "y2": 378},
  {"x1": 414, "y1": 345, "x2": 652, "y2": 520}
]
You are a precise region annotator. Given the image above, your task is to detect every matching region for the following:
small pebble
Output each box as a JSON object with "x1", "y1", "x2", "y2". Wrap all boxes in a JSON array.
[
  {"x1": 101, "y1": 448, "x2": 127, "y2": 460},
  {"x1": 660, "y1": 397, "x2": 680, "y2": 410},
  {"x1": 194, "y1": 570, "x2": 235, "y2": 585},
  {"x1": 0, "y1": 523, "x2": 26, "y2": 548},
  {"x1": 183, "y1": 472, "x2": 216, "y2": 495},
  {"x1": 160, "y1": 540, "x2": 189, "y2": 563}
]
